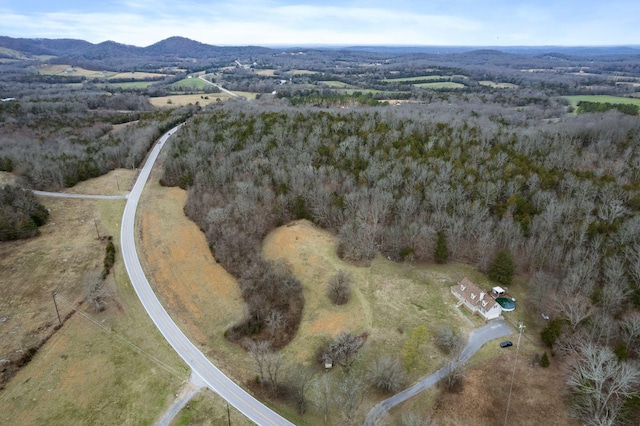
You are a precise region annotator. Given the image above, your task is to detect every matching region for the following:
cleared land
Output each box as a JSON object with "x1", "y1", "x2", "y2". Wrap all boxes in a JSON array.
[
  {"x1": 0, "y1": 170, "x2": 188, "y2": 425},
  {"x1": 318, "y1": 80, "x2": 351, "y2": 87},
  {"x1": 383, "y1": 75, "x2": 451, "y2": 82},
  {"x1": 479, "y1": 81, "x2": 519, "y2": 89},
  {"x1": 430, "y1": 353, "x2": 578, "y2": 426},
  {"x1": 415, "y1": 82, "x2": 466, "y2": 89},
  {"x1": 36, "y1": 65, "x2": 167, "y2": 80},
  {"x1": 169, "y1": 78, "x2": 208, "y2": 90}
]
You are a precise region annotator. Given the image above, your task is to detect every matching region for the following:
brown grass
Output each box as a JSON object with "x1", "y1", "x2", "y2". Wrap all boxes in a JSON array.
[
  {"x1": 136, "y1": 165, "x2": 253, "y2": 378},
  {"x1": 431, "y1": 354, "x2": 578, "y2": 426},
  {"x1": 0, "y1": 170, "x2": 187, "y2": 424},
  {"x1": 149, "y1": 94, "x2": 236, "y2": 107}
]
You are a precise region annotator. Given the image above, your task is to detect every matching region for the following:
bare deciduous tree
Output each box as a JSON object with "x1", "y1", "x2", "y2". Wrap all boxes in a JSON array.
[
  {"x1": 83, "y1": 269, "x2": 112, "y2": 313},
  {"x1": 311, "y1": 373, "x2": 332, "y2": 424},
  {"x1": 248, "y1": 340, "x2": 284, "y2": 395},
  {"x1": 287, "y1": 363, "x2": 316, "y2": 415},
  {"x1": 334, "y1": 372, "x2": 366, "y2": 426},
  {"x1": 566, "y1": 342, "x2": 640, "y2": 426}
]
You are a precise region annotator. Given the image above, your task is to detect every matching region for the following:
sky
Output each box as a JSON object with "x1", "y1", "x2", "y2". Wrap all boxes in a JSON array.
[{"x1": 1, "y1": 0, "x2": 639, "y2": 47}]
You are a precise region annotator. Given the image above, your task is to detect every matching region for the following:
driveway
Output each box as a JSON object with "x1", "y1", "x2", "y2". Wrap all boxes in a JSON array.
[{"x1": 363, "y1": 319, "x2": 512, "y2": 425}]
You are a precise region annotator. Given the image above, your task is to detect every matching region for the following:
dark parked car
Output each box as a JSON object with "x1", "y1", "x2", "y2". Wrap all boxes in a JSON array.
[{"x1": 500, "y1": 341, "x2": 513, "y2": 348}]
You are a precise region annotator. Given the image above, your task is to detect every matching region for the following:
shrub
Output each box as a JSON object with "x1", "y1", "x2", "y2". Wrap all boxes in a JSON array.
[
  {"x1": 540, "y1": 352, "x2": 550, "y2": 367},
  {"x1": 368, "y1": 356, "x2": 406, "y2": 393},
  {"x1": 327, "y1": 270, "x2": 353, "y2": 305}
]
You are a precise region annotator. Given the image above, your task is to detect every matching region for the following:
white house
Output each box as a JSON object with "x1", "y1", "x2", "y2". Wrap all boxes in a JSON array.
[{"x1": 451, "y1": 277, "x2": 502, "y2": 321}]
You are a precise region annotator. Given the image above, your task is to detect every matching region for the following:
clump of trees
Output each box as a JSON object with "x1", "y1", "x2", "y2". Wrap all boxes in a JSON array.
[
  {"x1": 577, "y1": 101, "x2": 639, "y2": 116},
  {"x1": 224, "y1": 259, "x2": 304, "y2": 349},
  {"x1": 327, "y1": 270, "x2": 353, "y2": 305},
  {"x1": 0, "y1": 185, "x2": 48, "y2": 241}
]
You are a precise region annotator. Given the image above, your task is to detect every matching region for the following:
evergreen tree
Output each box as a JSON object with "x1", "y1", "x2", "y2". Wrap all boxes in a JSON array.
[
  {"x1": 435, "y1": 231, "x2": 448, "y2": 264},
  {"x1": 540, "y1": 352, "x2": 550, "y2": 367},
  {"x1": 488, "y1": 249, "x2": 514, "y2": 286}
]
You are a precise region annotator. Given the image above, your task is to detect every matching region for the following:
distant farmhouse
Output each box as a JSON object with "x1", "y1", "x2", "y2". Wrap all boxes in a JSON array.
[{"x1": 451, "y1": 277, "x2": 502, "y2": 321}]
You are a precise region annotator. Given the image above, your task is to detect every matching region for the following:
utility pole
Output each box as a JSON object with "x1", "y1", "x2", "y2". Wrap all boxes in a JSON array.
[
  {"x1": 226, "y1": 402, "x2": 231, "y2": 426},
  {"x1": 52, "y1": 292, "x2": 62, "y2": 325},
  {"x1": 504, "y1": 321, "x2": 525, "y2": 426},
  {"x1": 115, "y1": 173, "x2": 120, "y2": 191}
]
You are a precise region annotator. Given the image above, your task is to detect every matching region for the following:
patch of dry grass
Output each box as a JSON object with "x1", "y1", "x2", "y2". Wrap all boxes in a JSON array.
[
  {"x1": 109, "y1": 72, "x2": 169, "y2": 80},
  {"x1": 149, "y1": 93, "x2": 241, "y2": 107},
  {"x1": 431, "y1": 354, "x2": 577, "y2": 426},
  {"x1": 137, "y1": 166, "x2": 254, "y2": 379},
  {"x1": 169, "y1": 389, "x2": 254, "y2": 426}
]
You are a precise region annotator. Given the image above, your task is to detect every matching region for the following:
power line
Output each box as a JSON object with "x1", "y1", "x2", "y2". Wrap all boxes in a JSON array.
[
  {"x1": 54, "y1": 294, "x2": 185, "y2": 380},
  {"x1": 504, "y1": 321, "x2": 525, "y2": 426}
]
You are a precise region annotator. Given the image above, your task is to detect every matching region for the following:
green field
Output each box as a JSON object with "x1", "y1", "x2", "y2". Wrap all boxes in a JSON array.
[
  {"x1": 415, "y1": 82, "x2": 466, "y2": 89},
  {"x1": 564, "y1": 95, "x2": 640, "y2": 108},
  {"x1": 169, "y1": 77, "x2": 207, "y2": 90}
]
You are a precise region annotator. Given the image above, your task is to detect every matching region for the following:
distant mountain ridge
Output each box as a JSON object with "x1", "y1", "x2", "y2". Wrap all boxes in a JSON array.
[
  {"x1": 1, "y1": 35, "x2": 639, "y2": 71},
  {"x1": 3, "y1": 35, "x2": 640, "y2": 59},
  {"x1": 0, "y1": 35, "x2": 273, "y2": 63}
]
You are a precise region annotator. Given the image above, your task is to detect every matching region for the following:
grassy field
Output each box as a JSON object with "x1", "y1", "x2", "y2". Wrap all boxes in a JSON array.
[
  {"x1": 169, "y1": 389, "x2": 254, "y2": 426},
  {"x1": 564, "y1": 95, "x2": 640, "y2": 108},
  {"x1": 109, "y1": 71, "x2": 168, "y2": 80},
  {"x1": 415, "y1": 82, "x2": 466, "y2": 89},
  {"x1": 318, "y1": 80, "x2": 350, "y2": 87},
  {"x1": 169, "y1": 78, "x2": 208, "y2": 90},
  {"x1": 35, "y1": 65, "x2": 168, "y2": 81},
  {"x1": 149, "y1": 93, "x2": 225, "y2": 107},
  {"x1": 479, "y1": 81, "x2": 519, "y2": 89},
  {"x1": 105, "y1": 81, "x2": 157, "y2": 89},
  {"x1": 0, "y1": 170, "x2": 188, "y2": 425}
]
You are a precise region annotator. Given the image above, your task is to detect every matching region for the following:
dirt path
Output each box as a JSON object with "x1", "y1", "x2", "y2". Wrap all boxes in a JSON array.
[{"x1": 155, "y1": 372, "x2": 205, "y2": 426}]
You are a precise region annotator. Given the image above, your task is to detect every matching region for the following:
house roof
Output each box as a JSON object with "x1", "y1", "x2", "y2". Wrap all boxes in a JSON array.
[{"x1": 452, "y1": 277, "x2": 498, "y2": 311}]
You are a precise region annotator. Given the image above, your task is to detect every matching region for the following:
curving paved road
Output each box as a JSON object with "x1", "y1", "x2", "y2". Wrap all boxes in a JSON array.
[
  {"x1": 120, "y1": 125, "x2": 294, "y2": 426},
  {"x1": 363, "y1": 320, "x2": 512, "y2": 425}
]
